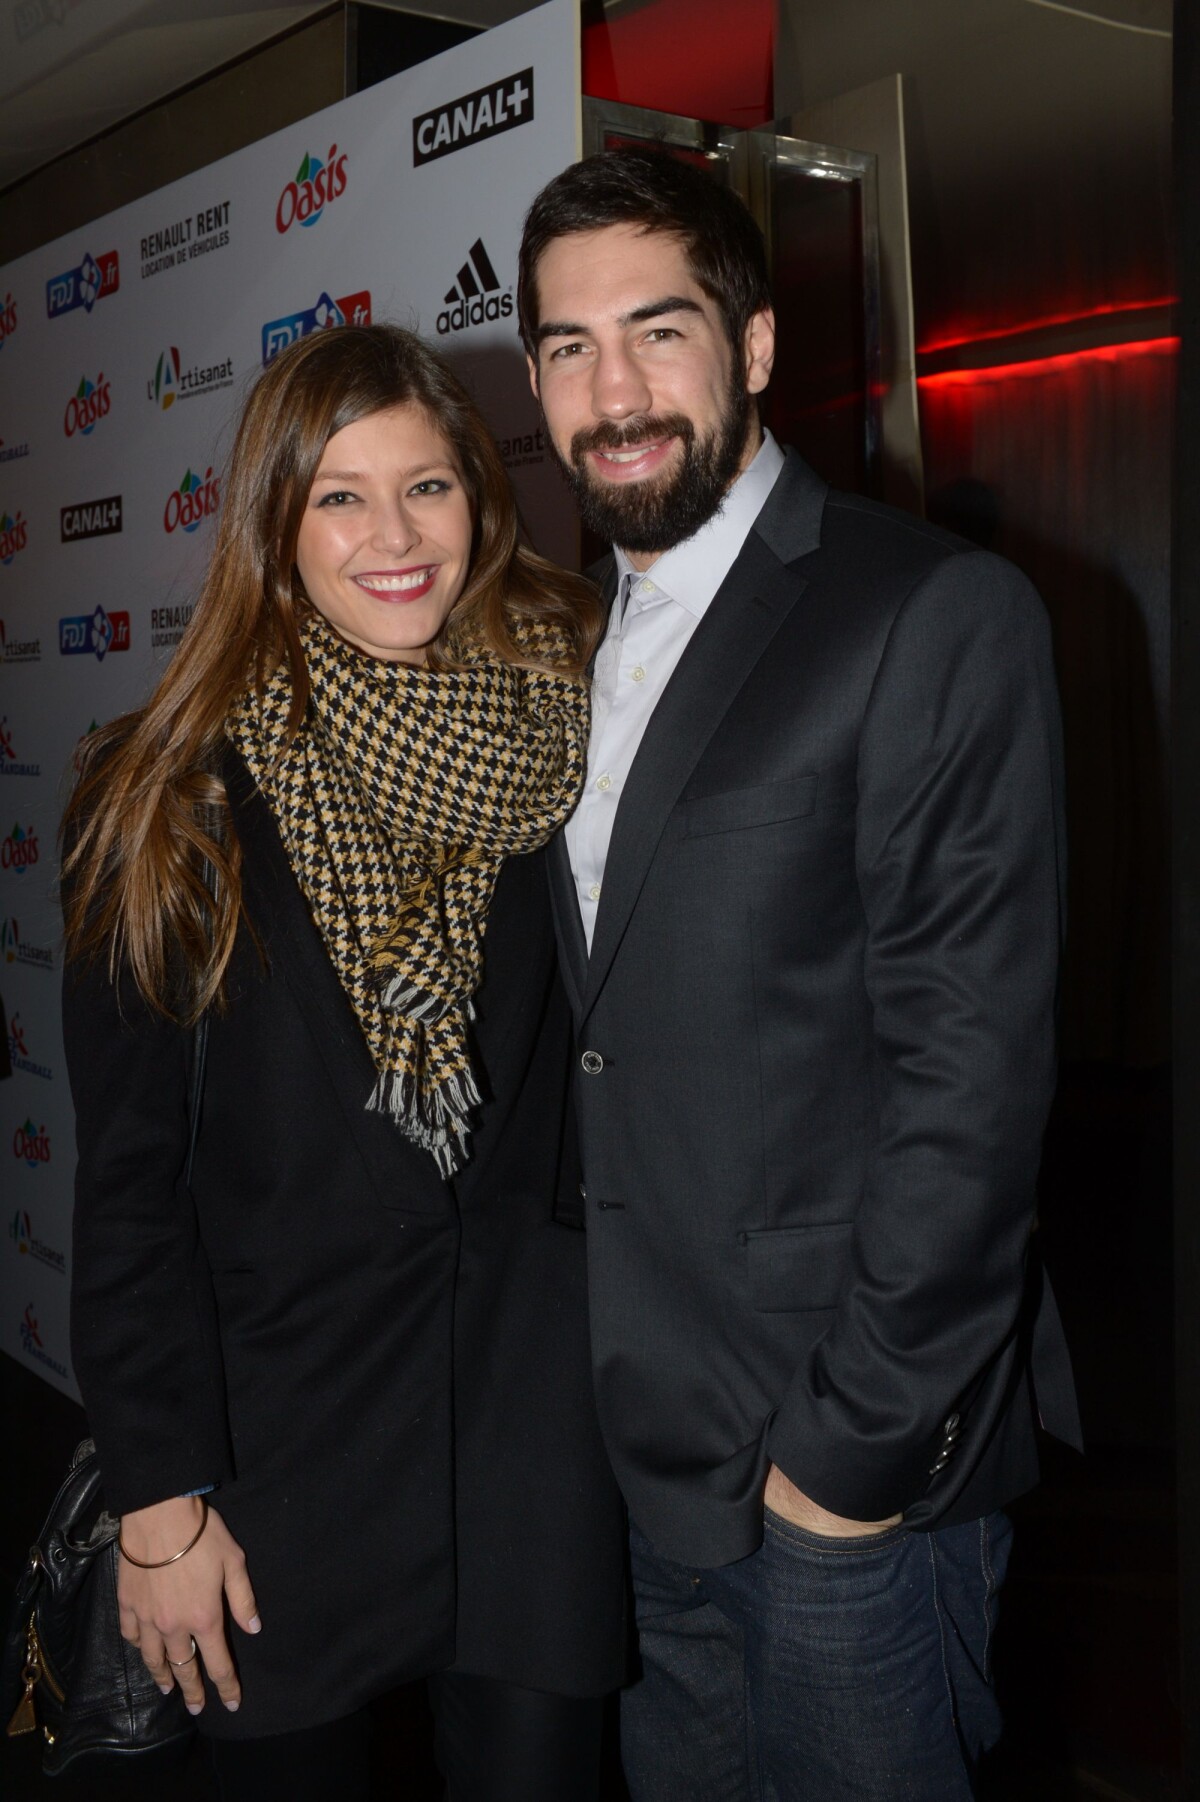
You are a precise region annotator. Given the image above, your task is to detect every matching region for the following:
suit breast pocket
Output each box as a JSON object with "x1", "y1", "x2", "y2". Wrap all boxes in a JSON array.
[
  {"x1": 744, "y1": 1221, "x2": 854, "y2": 1312},
  {"x1": 682, "y1": 775, "x2": 819, "y2": 839}
]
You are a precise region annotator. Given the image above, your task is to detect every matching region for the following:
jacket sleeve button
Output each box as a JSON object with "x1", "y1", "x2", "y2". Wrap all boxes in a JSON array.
[{"x1": 581, "y1": 1050, "x2": 604, "y2": 1075}]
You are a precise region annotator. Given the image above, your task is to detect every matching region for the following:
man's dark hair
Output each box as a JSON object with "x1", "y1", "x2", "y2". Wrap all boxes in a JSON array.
[{"x1": 518, "y1": 146, "x2": 772, "y2": 363}]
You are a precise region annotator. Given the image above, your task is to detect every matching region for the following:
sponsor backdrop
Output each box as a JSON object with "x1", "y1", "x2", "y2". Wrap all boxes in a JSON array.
[{"x1": 0, "y1": 0, "x2": 580, "y2": 1398}]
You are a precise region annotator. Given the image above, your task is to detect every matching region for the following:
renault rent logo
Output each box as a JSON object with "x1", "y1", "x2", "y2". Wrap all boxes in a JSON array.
[{"x1": 436, "y1": 240, "x2": 513, "y2": 336}]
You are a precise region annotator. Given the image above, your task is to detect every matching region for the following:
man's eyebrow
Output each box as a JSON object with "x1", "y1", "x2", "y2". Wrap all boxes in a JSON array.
[{"x1": 535, "y1": 295, "x2": 706, "y2": 347}]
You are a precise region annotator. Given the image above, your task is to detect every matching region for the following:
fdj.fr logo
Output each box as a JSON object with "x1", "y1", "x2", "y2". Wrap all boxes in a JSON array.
[
  {"x1": 13, "y1": 1120, "x2": 50, "y2": 1168},
  {"x1": 63, "y1": 372, "x2": 111, "y2": 437},
  {"x1": 1, "y1": 824, "x2": 38, "y2": 874},
  {"x1": 59, "y1": 606, "x2": 131, "y2": 660},
  {"x1": 276, "y1": 143, "x2": 349, "y2": 233},
  {"x1": 164, "y1": 467, "x2": 221, "y2": 535},
  {"x1": 261, "y1": 290, "x2": 371, "y2": 366},
  {"x1": 436, "y1": 240, "x2": 513, "y2": 336},
  {"x1": 0, "y1": 292, "x2": 16, "y2": 349},
  {"x1": 0, "y1": 512, "x2": 27, "y2": 566},
  {"x1": 46, "y1": 249, "x2": 119, "y2": 319}
]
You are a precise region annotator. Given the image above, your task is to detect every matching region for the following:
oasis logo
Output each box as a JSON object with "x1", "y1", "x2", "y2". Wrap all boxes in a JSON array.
[
  {"x1": 148, "y1": 347, "x2": 235, "y2": 410},
  {"x1": 164, "y1": 467, "x2": 221, "y2": 535},
  {"x1": 1, "y1": 824, "x2": 37, "y2": 874},
  {"x1": 0, "y1": 621, "x2": 40, "y2": 664},
  {"x1": 19, "y1": 1302, "x2": 69, "y2": 1379},
  {"x1": 276, "y1": 144, "x2": 349, "y2": 233},
  {"x1": 261, "y1": 289, "x2": 371, "y2": 365},
  {"x1": 0, "y1": 292, "x2": 16, "y2": 348},
  {"x1": 59, "y1": 605, "x2": 131, "y2": 660},
  {"x1": 0, "y1": 512, "x2": 28, "y2": 566},
  {"x1": 46, "y1": 249, "x2": 119, "y2": 319},
  {"x1": 8, "y1": 1013, "x2": 51, "y2": 1082},
  {"x1": 0, "y1": 718, "x2": 40, "y2": 778},
  {"x1": 413, "y1": 68, "x2": 533, "y2": 166},
  {"x1": 61, "y1": 495, "x2": 122, "y2": 542},
  {"x1": 13, "y1": 1120, "x2": 50, "y2": 1168},
  {"x1": 437, "y1": 240, "x2": 513, "y2": 336},
  {"x1": 1, "y1": 918, "x2": 54, "y2": 971},
  {"x1": 9, "y1": 1210, "x2": 65, "y2": 1275},
  {"x1": 63, "y1": 372, "x2": 111, "y2": 437},
  {"x1": 141, "y1": 202, "x2": 230, "y2": 279}
]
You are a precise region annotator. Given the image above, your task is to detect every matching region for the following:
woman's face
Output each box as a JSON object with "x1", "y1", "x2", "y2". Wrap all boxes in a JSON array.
[{"x1": 295, "y1": 402, "x2": 473, "y2": 664}]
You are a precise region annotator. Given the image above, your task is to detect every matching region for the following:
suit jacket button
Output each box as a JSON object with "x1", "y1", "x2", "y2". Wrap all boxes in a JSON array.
[
  {"x1": 579, "y1": 1183, "x2": 588, "y2": 1199},
  {"x1": 944, "y1": 1413, "x2": 961, "y2": 1433},
  {"x1": 581, "y1": 1050, "x2": 604, "y2": 1075}
]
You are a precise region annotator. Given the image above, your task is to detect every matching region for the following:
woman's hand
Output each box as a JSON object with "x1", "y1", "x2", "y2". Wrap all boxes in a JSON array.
[{"x1": 117, "y1": 1496, "x2": 260, "y2": 1714}]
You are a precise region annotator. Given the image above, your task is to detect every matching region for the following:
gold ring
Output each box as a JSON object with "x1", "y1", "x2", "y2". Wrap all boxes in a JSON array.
[{"x1": 167, "y1": 1636, "x2": 198, "y2": 1668}]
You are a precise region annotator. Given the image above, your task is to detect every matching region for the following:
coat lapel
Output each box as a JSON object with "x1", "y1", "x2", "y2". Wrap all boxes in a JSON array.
[{"x1": 581, "y1": 531, "x2": 809, "y2": 1019}]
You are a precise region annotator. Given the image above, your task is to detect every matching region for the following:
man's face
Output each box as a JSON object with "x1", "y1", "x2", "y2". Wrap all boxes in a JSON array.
[{"x1": 527, "y1": 224, "x2": 775, "y2": 566}]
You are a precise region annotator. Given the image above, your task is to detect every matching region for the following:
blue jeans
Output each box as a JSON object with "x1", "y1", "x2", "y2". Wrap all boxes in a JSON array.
[{"x1": 622, "y1": 1510, "x2": 1012, "y2": 1801}]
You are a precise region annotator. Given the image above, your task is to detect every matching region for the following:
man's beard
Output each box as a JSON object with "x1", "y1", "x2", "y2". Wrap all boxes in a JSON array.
[{"x1": 548, "y1": 378, "x2": 753, "y2": 556}]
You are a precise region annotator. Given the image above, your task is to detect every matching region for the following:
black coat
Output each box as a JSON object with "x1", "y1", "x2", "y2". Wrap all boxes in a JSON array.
[
  {"x1": 551, "y1": 451, "x2": 1082, "y2": 1570},
  {"x1": 64, "y1": 749, "x2": 626, "y2": 1738}
]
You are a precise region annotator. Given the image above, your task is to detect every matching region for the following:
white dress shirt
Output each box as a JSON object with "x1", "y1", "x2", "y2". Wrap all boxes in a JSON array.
[{"x1": 566, "y1": 430, "x2": 786, "y2": 949}]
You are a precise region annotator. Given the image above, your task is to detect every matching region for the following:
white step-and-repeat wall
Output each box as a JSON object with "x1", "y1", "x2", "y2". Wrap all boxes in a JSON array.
[{"x1": 0, "y1": 0, "x2": 579, "y2": 1399}]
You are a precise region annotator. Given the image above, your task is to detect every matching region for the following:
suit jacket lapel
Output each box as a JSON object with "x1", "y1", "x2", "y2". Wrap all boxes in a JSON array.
[{"x1": 582, "y1": 531, "x2": 809, "y2": 1019}]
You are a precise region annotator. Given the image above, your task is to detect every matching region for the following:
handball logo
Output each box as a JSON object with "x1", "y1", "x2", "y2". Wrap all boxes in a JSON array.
[
  {"x1": 1, "y1": 824, "x2": 38, "y2": 874},
  {"x1": 13, "y1": 1120, "x2": 50, "y2": 1169},
  {"x1": 63, "y1": 372, "x2": 111, "y2": 437},
  {"x1": 0, "y1": 512, "x2": 27, "y2": 566},
  {"x1": 275, "y1": 144, "x2": 349, "y2": 233},
  {"x1": 19, "y1": 1302, "x2": 42, "y2": 1350},
  {"x1": 0, "y1": 293, "x2": 16, "y2": 349},
  {"x1": 164, "y1": 467, "x2": 221, "y2": 535}
]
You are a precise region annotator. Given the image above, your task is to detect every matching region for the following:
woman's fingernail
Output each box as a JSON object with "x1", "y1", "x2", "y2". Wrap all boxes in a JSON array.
[
  {"x1": 158, "y1": 1685, "x2": 173, "y2": 1697},
  {"x1": 248, "y1": 1615, "x2": 261, "y2": 1634},
  {"x1": 186, "y1": 1703, "x2": 203, "y2": 1717},
  {"x1": 224, "y1": 1699, "x2": 240, "y2": 1712}
]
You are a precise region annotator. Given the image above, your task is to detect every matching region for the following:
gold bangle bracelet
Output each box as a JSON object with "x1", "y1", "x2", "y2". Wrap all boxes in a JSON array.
[{"x1": 118, "y1": 1497, "x2": 209, "y2": 1569}]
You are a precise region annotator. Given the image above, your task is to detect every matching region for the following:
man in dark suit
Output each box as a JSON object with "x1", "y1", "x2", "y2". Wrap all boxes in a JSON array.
[{"x1": 518, "y1": 147, "x2": 1080, "y2": 1800}]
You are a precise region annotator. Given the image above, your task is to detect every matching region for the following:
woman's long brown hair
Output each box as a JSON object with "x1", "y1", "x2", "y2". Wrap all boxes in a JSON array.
[{"x1": 62, "y1": 324, "x2": 603, "y2": 1021}]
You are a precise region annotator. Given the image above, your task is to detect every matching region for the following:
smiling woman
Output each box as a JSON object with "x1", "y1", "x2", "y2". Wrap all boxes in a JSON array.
[{"x1": 56, "y1": 325, "x2": 621, "y2": 1802}]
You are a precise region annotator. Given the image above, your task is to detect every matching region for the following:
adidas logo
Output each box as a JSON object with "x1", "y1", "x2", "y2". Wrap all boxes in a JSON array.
[{"x1": 436, "y1": 238, "x2": 514, "y2": 336}]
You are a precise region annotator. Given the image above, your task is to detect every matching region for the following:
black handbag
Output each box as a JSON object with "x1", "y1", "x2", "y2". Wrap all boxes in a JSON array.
[{"x1": 3, "y1": 1011, "x2": 210, "y2": 1775}]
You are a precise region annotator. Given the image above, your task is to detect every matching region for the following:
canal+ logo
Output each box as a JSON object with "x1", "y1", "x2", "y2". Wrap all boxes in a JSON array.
[
  {"x1": 276, "y1": 143, "x2": 349, "y2": 233},
  {"x1": 0, "y1": 292, "x2": 16, "y2": 349},
  {"x1": 63, "y1": 371, "x2": 111, "y2": 438},
  {"x1": 436, "y1": 239, "x2": 513, "y2": 336},
  {"x1": 164, "y1": 466, "x2": 221, "y2": 535},
  {"x1": 1, "y1": 823, "x2": 38, "y2": 874},
  {"x1": 46, "y1": 248, "x2": 119, "y2": 319},
  {"x1": 0, "y1": 512, "x2": 27, "y2": 566}
]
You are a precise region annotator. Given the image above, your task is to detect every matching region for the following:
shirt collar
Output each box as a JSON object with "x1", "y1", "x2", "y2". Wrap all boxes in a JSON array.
[{"x1": 613, "y1": 429, "x2": 785, "y2": 621}]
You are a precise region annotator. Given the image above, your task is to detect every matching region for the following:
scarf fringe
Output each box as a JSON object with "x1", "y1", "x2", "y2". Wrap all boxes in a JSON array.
[{"x1": 367, "y1": 1065, "x2": 484, "y2": 1178}]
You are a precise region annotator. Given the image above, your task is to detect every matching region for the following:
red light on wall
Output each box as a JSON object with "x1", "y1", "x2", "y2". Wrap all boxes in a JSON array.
[
  {"x1": 918, "y1": 336, "x2": 1179, "y2": 389},
  {"x1": 919, "y1": 298, "x2": 1178, "y2": 357}
]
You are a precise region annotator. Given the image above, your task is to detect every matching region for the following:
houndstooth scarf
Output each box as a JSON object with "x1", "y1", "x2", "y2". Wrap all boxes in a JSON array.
[{"x1": 228, "y1": 610, "x2": 588, "y2": 1176}]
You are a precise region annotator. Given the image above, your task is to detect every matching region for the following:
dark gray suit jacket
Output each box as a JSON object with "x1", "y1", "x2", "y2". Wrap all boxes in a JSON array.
[{"x1": 550, "y1": 450, "x2": 1081, "y2": 1569}]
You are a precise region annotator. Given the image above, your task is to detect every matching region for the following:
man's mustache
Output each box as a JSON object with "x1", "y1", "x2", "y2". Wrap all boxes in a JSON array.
[{"x1": 569, "y1": 414, "x2": 694, "y2": 464}]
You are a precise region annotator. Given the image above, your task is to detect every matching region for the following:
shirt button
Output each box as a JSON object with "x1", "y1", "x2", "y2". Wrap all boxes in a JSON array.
[
  {"x1": 631, "y1": 665, "x2": 646, "y2": 682},
  {"x1": 581, "y1": 1050, "x2": 604, "y2": 1075},
  {"x1": 588, "y1": 884, "x2": 601, "y2": 901},
  {"x1": 595, "y1": 772, "x2": 613, "y2": 792},
  {"x1": 638, "y1": 579, "x2": 653, "y2": 595}
]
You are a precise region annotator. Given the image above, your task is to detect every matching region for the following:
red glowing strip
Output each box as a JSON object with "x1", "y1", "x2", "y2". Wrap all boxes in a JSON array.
[
  {"x1": 918, "y1": 336, "x2": 1179, "y2": 388},
  {"x1": 919, "y1": 297, "x2": 1177, "y2": 356}
]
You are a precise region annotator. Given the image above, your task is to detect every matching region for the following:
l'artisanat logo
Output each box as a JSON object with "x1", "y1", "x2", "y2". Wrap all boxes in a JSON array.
[
  {"x1": 0, "y1": 621, "x2": 41, "y2": 665},
  {"x1": 0, "y1": 292, "x2": 16, "y2": 349},
  {"x1": 59, "y1": 604, "x2": 130, "y2": 660},
  {"x1": 148, "y1": 346, "x2": 234, "y2": 410},
  {"x1": 261, "y1": 289, "x2": 371, "y2": 366},
  {"x1": 1, "y1": 917, "x2": 54, "y2": 972},
  {"x1": 1, "y1": 823, "x2": 38, "y2": 874},
  {"x1": 164, "y1": 466, "x2": 221, "y2": 535},
  {"x1": 9, "y1": 1209, "x2": 65, "y2": 1275},
  {"x1": 7, "y1": 1012, "x2": 51, "y2": 1081},
  {"x1": 0, "y1": 511, "x2": 28, "y2": 566},
  {"x1": 413, "y1": 67, "x2": 533, "y2": 166},
  {"x1": 63, "y1": 371, "x2": 111, "y2": 438},
  {"x1": 275, "y1": 143, "x2": 349, "y2": 233},
  {"x1": 46, "y1": 249, "x2": 119, "y2": 319},
  {"x1": 140, "y1": 202, "x2": 230, "y2": 280},
  {"x1": 60, "y1": 494, "x2": 122, "y2": 542},
  {"x1": 436, "y1": 239, "x2": 513, "y2": 336},
  {"x1": 0, "y1": 717, "x2": 41, "y2": 778}
]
